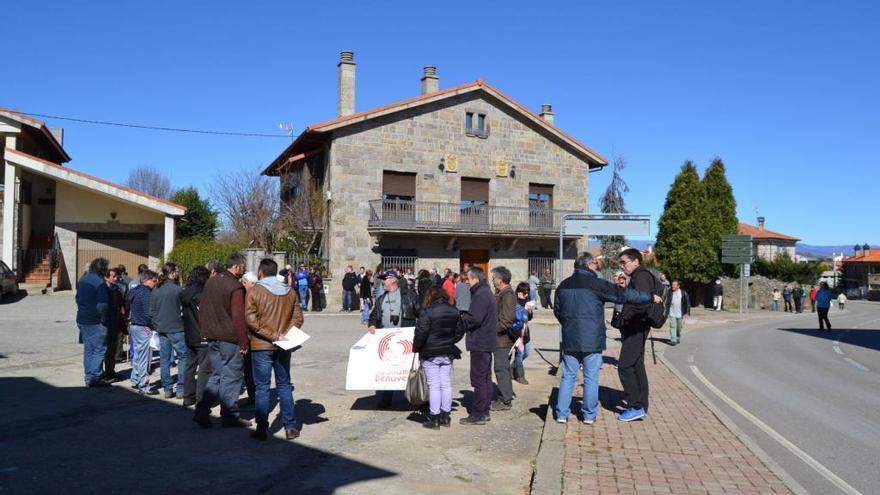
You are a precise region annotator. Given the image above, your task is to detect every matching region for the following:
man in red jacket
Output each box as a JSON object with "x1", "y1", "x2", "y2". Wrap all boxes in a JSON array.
[{"x1": 808, "y1": 286, "x2": 818, "y2": 313}]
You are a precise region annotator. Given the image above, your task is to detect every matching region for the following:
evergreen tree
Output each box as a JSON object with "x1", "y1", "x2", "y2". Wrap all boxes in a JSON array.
[
  {"x1": 171, "y1": 187, "x2": 219, "y2": 239},
  {"x1": 655, "y1": 161, "x2": 717, "y2": 283},
  {"x1": 702, "y1": 158, "x2": 739, "y2": 277},
  {"x1": 598, "y1": 156, "x2": 629, "y2": 263}
]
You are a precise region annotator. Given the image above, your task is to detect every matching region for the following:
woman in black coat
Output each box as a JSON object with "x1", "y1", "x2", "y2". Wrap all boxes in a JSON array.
[
  {"x1": 416, "y1": 269, "x2": 434, "y2": 306},
  {"x1": 359, "y1": 269, "x2": 373, "y2": 325},
  {"x1": 412, "y1": 286, "x2": 464, "y2": 429}
]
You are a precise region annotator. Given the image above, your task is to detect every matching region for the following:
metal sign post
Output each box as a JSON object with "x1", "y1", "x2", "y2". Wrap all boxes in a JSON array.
[{"x1": 722, "y1": 235, "x2": 753, "y2": 314}]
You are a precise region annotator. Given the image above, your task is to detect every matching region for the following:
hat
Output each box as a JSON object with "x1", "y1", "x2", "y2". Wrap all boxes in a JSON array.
[{"x1": 377, "y1": 270, "x2": 399, "y2": 280}]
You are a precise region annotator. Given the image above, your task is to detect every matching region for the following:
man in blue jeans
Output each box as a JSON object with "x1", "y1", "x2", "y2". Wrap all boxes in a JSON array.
[
  {"x1": 76, "y1": 257, "x2": 111, "y2": 387},
  {"x1": 150, "y1": 263, "x2": 186, "y2": 399},
  {"x1": 553, "y1": 253, "x2": 658, "y2": 424},
  {"x1": 294, "y1": 263, "x2": 310, "y2": 311},
  {"x1": 245, "y1": 258, "x2": 304, "y2": 441}
]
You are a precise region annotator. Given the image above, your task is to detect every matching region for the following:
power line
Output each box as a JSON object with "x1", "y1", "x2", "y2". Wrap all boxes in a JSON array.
[{"x1": 15, "y1": 111, "x2": 292, "y2": 138}]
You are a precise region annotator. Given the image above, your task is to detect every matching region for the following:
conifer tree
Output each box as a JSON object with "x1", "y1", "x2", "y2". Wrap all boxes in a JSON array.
[
  {"x1": 655, "y1": 161, "x2": 717, "y2": 283},
  {"x1": 171, "y1": 187, "x2": 219, "y2": 240},
  {"x1": 598, "y1": 156, "x2": 629, "y2": 263},
  {"x1": 702, "y1": 158, "x2": 739, "y2": 277}
]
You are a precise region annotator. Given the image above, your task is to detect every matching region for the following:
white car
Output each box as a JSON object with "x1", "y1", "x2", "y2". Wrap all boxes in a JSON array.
[{"x1": 0, "y1": 261, "x2": 18, "y2": 298}]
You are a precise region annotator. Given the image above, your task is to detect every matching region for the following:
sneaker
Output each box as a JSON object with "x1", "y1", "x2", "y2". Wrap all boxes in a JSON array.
[
  {"x1": 222, "y1": 417, "x2": 253, "y2": 428},
  {"x1": 556, "y1": 416, "x2": 568, "y2": 424},
  {"x1": 583, "y1": 417, "x2": 596, "y2": 425},
  {"x1": 618, "y1": 408, "x2": 646, "y2": 422},
  {"x1": 145, "y1": 388, "x2": 160, "y2": 396},
  {"x1": 490, "y1": 400, "x2": 512, "y2": 411},
  {"x1": 285, "y1": 429, "x2": 301, "y2": 441},
  {"x1": 459, "y1": 415, "x2": 487, "y2": 426},
  {"x1": 164, "y1": 391, "x2": 176, "y2": 399},
  {"x1": 250, "y1": 430, "x2": 268, "y2": 441}
]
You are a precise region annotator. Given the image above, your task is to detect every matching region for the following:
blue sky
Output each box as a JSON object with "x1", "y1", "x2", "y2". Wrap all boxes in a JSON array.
[{"x1": 5, "y1": 1, "x2": 878, "y2": 245}]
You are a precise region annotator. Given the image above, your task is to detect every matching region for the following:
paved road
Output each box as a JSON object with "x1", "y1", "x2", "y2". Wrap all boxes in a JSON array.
[
  {"x1": 664, "y1": 301, "x2": 880, "y2": 495},
  {"x1": 0, "y1": 293, "x2": 560, "y2": 494}
]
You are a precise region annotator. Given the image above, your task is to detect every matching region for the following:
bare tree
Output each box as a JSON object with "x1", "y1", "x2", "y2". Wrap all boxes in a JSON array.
[
  {"x1": 598, "y1": 156, "x2": 630, "y2": 263},
  {"x1": 212, "y1": 169, "x2": 281, "y2": 251},
  {"x1": 125, "y1": 165, "x2": 172, "y2": 199}
]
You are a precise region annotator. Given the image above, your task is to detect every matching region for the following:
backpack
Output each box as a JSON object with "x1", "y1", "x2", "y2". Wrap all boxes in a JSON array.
[
  {"x1": 510, "y1": 302, "x2": 527, "y2": 337},
  {"x1": 644, "y1": 271, "x2": 670, "y2": 329}
]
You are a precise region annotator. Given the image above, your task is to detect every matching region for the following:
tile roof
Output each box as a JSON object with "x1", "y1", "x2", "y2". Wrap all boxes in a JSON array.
[
  {"x1": 738, "y1": 222, "x2": 800, "y2": 242},
  {"x1": 842, "y1": 250, "x2": 880, "y2": 263},
  {"x1": 0, "y1": 108, "x2": 72, "y2": 163}
]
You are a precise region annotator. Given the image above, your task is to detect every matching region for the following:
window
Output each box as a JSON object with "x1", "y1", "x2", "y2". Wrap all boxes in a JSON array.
[
  {"x1": 529, "y1": 184, "x2": 554, "y2": 229},
  {"x1": 382, "y1": 250, "x2": 418, "y2": 274},
  {"x1": 461, "y1": 177, "x2": 490, "y2": 225},
  {"x1": 465, "y1": 111, "x2": 488, "y2": 137},
  {"x1": 281, "y1": 170, "x2": 302, "y2": 203},
  {"x1": 382, "y1": 171, "x2": 417, "y2": 222}
]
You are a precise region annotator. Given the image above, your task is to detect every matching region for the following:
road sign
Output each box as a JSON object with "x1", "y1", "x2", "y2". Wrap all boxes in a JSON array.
[
  {"x1": 722, "y1": 248, "x2": 753, "y2": 257},
  {"x1": 722, "y1": 256, "x2": 753, "y2": 264},
  {"x1": 742, "y1": 263, "x2": 751, "y2": 277},
  {"x1": 564, "y1": 217, "x2": 651, "y2": 237},
  {"x1": 722, "y1": 235, "x2": 752, "y2": 242},
  {"x1": 721, "y1": 241, "x2": 752, "y2": 250}
]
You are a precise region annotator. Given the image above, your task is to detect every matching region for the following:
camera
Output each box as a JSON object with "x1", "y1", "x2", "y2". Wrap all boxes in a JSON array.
[{"x1": 390, "y1": 315, "x2": 400, "y2": 326}]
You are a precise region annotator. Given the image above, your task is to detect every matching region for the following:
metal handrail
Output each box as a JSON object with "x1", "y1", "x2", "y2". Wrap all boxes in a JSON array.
[{"x1": 368, "y1": 199, "x2": 577, "y2": 234}]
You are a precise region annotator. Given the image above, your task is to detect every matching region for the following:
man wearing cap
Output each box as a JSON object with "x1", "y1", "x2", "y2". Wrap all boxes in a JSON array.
[{"x1": 368, "y1": 269, "x2": 420, "y2": 408}]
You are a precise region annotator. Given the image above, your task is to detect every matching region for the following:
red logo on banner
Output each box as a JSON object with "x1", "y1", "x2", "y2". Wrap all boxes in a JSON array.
[{"x1": 377, "y1": 331, "x2": 414, "y2": 362}]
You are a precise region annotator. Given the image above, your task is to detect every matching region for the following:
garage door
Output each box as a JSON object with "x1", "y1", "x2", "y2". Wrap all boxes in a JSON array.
[{"x1": 77, "y1": 232, "x2": 149, "y2": 273}]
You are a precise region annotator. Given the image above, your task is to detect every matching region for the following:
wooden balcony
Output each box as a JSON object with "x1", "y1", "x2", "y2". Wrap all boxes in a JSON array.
[{"x1": 367, "y1": 199, "x2": 579, "y2": 238}]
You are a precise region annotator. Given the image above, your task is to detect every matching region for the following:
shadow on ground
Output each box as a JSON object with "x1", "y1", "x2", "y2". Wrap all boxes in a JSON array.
[
  {"x1": 777, "y1": 326, "x2": 880, "y2": 352},
  {"x1": 0, "y1": 290, "x2": 27, "y2": 305},
  {"x1": 0, "y1": 377, "x2": 395, "y2": 494}
]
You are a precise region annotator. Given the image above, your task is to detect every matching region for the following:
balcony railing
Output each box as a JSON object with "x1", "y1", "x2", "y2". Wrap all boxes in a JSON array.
[{"x1": 368, "y1": 199, "x2": 578, "y2": 236}]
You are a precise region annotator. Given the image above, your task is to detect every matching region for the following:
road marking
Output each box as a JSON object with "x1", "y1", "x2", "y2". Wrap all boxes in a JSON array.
[
  {"x1": 687, "y1": 355, "x2": 694, "y2": 363},
  {"x1": 833, "y1": 345, "x2": 843, "y2": 355},
  {"x1": 690, "y1": 365, "x2": 863, "y2": 495},
  {"x1": 843, "y1": 358, "x2": 870, "y2": 372}
]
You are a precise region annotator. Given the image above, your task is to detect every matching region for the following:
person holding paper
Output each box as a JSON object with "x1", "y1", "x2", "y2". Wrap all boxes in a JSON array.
[{"x1": 245, "y1": 258, "x2": 304, "y2": 441}]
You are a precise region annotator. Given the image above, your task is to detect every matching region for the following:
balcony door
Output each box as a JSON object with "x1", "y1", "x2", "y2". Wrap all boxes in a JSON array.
[
  {"x1": 382, "y1": 171, "x2": 416, "y2": 223},
  {"x1": 461, "y1": 177, "x2": 490, "y2": 227},
  {"x1": 529, "y1": 183, "x2": 554, "y2": 230}
]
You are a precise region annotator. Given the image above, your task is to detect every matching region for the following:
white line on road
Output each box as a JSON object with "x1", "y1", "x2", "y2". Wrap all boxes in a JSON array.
[
  {"x1": 843, "y1": 358, "x2": 870, "y2": 372},
  {"x1": 833, "y1": 345, "x2": 844, "y2": 355},
  {"x1": 689, "y1": 365, "x2": 863, "y2": 495}
]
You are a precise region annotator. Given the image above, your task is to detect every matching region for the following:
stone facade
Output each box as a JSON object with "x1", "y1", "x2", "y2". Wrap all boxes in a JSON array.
[{"x1": 754, "y1": 240, "x2": 796, "y2": 261}]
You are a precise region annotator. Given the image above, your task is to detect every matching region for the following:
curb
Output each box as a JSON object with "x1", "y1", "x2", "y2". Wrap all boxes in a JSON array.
[
  {"x1": 657, "y1": 353, "x2": 810, "y2": 495},
  {"x1": 530, "y1": 387, "x2": 563, "y2": 495}
]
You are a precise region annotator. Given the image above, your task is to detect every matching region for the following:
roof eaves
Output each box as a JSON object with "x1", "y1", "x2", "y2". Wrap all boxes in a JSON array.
[{"x1": 0, "y1": 109, "x2": 72, "y2": 163}]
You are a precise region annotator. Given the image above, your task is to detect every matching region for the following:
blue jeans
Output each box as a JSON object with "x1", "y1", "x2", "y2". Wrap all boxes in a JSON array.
[
  {"x1": 298, "y1": 286, "x2": 309, "y2": 310},
  {"x1": 79, "y1": 323, "x2": 108, "y2": 385},
  {"x1": 771, "y1": 300, "x2": 779, "y2": 311},
  {"x1": 529, "y1": 288, "x2": 538, "y2": 305},
  {"x1": 251, "y1": 349, "x2": 297, "y2": 433},
  {"x1": 422, "y1": 356, "x2": 453, "y2": 415},
  {"x1": 514, "y1": 342, "x2": 531, "y2": 367},
  {"x1": 196, "y1": 340, "x2": 244, "y2": 420},
  {"x1": 159, "y1": 332, "x2": 187, "y2": 394},
  {"x1": 129, "y1": 325, "x2": 153, "y2": 391},
  {"x1": 342, "y1": 290, "x2": 354, "y2": 311},
  {"x1": 361, "y1": 298, "x2": 371, "y2": 323},
  {"x1": 556, "y1": 351, "x2": 603, "y2": 421}
]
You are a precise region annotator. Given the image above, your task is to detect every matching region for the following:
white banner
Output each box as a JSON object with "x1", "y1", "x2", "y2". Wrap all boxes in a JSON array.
[{"x1": 345, "y1": 327, "x2": 417, "y2": 391}]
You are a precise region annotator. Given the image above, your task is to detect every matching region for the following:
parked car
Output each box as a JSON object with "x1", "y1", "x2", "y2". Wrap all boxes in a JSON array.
[{"x1": 0, "y1": 261, "x2": 18, "y2": 298}]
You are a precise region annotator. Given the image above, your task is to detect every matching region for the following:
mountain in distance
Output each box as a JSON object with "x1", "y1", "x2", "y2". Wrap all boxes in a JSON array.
[{"x1": 590, "y1": 240, "x2": 858, "y2": 258}]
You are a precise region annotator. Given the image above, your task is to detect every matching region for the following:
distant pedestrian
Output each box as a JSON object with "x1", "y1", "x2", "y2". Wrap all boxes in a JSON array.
[
  {"x1": 150, "y1": 263, "x2": 186, "y2": 399},
  {"x1": 793, "y1": 284, "x2": 803, "y2": 313},
  {"x1": 659, "y1": 272, "x2": 670, "y2": 288},
  {"x1": 179, "y1": 266, "x2": 213, "y2": 407},
  {"x1": 771, "y1": 288, "x2": 781, "y2": 311},
  {"x1": 104, "y1": 268, "x2": 126, "y2": 381},
  {"x1": 528, "y1": 271, "x2": 540, "y2": 305},
  {"x1": 666, "y1": 280, "x2": 690, "y2": 346},
  {"x1": 808, "y1": 286, "x2": 818, "y2": 313},
  {"x1": 554, "y1": 253, "x2": 657, "y2": 424},
  {"x1": 442, "y1": 271, "x2": 457, "y2": 305},
  {"x1": 513, "y1": 282, "x2": 534, "y2": 385},
  {"x1": 539, "y1": 268, "x2": 554, "y2": 309},
  {"x1": 309, "y1": 267, "x2": 324, "y2": 312},
  {"x1": 76, "y1": 257, "x2": 111, "y2": 387},
  {"x1": 837, "y1": 292, "x2": 847, "y2": 310},
  {"x1": 800, "y1": 286, "x2": 808, "y2": 313},
  {"x1": 129, "y1": 263, "x2": 149, "y2": 290},
  {"x1": 245, "y1": 258, "x2": 304, "y2": 441},
  {"x1": 458, "y1": 267, "x2": 498, "y2": 425},
  {"x1": 815, "y1": 282, "x2": 833, "y2": 332},
  {"x1": 342, "y1": 265, "x2": 357, "y2": 312},
  {"x1": 490, "y1": 266, "x2": 517, "y2": 412},
  {"x1": 455, "y1": 272, "x2": 471, "y2": 312},
  {"x1": 783, "y1": 286, "x2": 793, "y2": 312},
  {"x1": 360, "y1": 269, "x2": 373, "y2": 325},
  {"x1": 412, "y1": 285, "x2": 464, "y2": 429},
  {"x1": 193, "y1": 254, "x2": 252, "y2": 429},
  {"x1": 416, "y1": 269, "x2": 434, "y2": 306},
  {"x1": 404, "y1": 267, "x2": 416, "y2": 287},
  {"x1": 617, "y1": 248, "x2": 655, "y2": 422},
  {"x1": 294, "y1": 263, "x2": 310, "y2": 311},
  {"x1": 128, "y1": 270, "x2": 158, "y2": 395},
  {"x1": 712, "y1": 280, "x2": 723, "y2": 311}
]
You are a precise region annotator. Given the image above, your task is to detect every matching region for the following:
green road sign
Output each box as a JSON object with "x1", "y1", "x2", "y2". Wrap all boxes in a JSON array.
[
  {"x1": 722, "y1": 256, "x2": 753, "y2": 264},
  {"x1": 721, "y1": 241, "x2": 752, "y2": 250},
  {"x1": 722, "y1": 248, "x2": 753, "y2": 257},
  {"x1": 722, "y1": 235, "x2": 752, "y2": 242}
]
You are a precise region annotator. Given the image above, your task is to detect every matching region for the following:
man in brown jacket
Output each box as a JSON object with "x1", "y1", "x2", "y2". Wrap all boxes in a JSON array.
[
  {"x1": 245, "y1": 258, "x2": 304, "y2": 441},
  {"x1": 491, "y1": 266, "x2": 517, "y2": 411},
  {"x1": 193, "y1": 254, "x2": 251, "y2": 429}
]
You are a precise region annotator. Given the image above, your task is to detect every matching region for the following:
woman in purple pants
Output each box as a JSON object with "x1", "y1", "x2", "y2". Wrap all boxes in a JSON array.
[{"x1": 412, "y1": 286, "x2": 465, "y2": 429}]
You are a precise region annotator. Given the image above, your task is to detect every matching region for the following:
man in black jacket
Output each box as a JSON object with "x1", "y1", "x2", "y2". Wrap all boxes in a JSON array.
[
  {"x1": 617, "y1": 248, "x2": 655, "y2": 422},
  {"x1": 342, "y1": 265, "x2": 358, "y2": 312},
  {"x1": 368, "y1": 270, "x2": 419, "y2": 408},
  {"x1": 457, "y1": 267, "x2": 498, "y2": 425}
]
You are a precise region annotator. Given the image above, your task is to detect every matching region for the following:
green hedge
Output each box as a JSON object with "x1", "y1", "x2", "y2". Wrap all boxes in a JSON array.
[{"x1": 166, "y1": 238, "x2": 246, "y2": 281}]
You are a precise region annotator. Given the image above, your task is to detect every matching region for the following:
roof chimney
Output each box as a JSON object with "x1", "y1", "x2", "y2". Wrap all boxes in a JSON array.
[
  {"x1": 50, "y1": 127, "x2": 64, "y2": 147},
  {"x1": 757, "y1": 216, "x2": 765, "y2": 231},
  {"x1": 863, "y1": 243, "x2": 871, "y2": 257},
  {"x1": 539, "y1": 104, "x2": 555, "y2": 125},
  {"x1": 337, "y1": 51, "x2": 356, "y2": 117},
  {"x1": 854, "y1": 244, "x2": 862, "y2": 256},
  {"x1": 421, "y1": 66, "x2": 439, "y2": 95}
]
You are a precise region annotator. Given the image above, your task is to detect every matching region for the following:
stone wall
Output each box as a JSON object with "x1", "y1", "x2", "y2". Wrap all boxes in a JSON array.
[{"x1": 720, "y1": 275, "x2": 805, "y2": 311}]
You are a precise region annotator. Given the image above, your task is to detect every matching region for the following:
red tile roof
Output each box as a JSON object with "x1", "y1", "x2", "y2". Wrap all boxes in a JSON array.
[
  {"x1": 842, "y1": 250, "x2": 880, "y2": 263},
  {"x1": 738, "y1": 222, "x2": 800, "y2": 242},
  {"x1": 0, "y1": 108, "x2": 72, "y2": 163}
]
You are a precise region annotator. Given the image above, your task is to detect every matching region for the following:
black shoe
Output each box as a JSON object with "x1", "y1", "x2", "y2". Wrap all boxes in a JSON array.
[
  {"x1": 145, "y1": 389, "x2": 160, "y2": 396},
  {"x1": 490, "y1": 400, "x2": 512, "y2": 411},
  {"x1": 250, "y1": 430, "x2": 268, "y2": 441},
  {"x1": 193, "y1": 415, "x2": 213, "y2": 429},
  {"x1": 164, "y1": 391, "x2": 176, "y2": 399},
  {"x1": 285, "y1": 429, "x2": 301, "y2": 441},
  {"x1": 459, "y1": 415, "x2": 487, "y2": 425},
  {"x1": 422, "y1": 414, "x2": 440, "y2": 429},
  {"x1": 87, "y1": 380, "x2": 112, "y2": 388},
  {"x1": 439, "y1": 411, "x2": 451, "y2": 428},
  {"x1": 222, "y1": 417, "x2": 252, "y2": 428},
  {"x1": 182, "y1": 399, "x2": 196, "y2": 407}
]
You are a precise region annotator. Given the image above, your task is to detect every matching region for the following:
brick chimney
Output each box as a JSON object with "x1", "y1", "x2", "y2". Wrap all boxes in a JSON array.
[
  {"x1": 757, "y1": 216, "x2": 765, "y2": 230},
  {"x1": 420, "y1": 66, "x2": 438, "y2": 94},
  {"x1": 337, "y1": 51, "x2": 356, "y2": 117},
  {"x1": 854, "y1": 244, "x2": 862, "y2": 257},
  {"x1": 539, "y1": 104, "x2": 554, "y2": 125},
  {"x1": 50, "y1": 127, "x2": 64, "y2": 147},
  {"x1": 863, "y1": 244, "x2": 870, "y2": 257}
]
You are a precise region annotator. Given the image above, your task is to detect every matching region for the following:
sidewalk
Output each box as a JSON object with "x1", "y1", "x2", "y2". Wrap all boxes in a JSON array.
[{"x1": 552, "y1": 345, "x2": 792, "y2": 494}]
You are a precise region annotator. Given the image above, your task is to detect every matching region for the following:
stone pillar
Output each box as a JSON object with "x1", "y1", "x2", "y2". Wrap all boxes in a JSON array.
[
  {"x1": 163, "y1": 216, "x2": 175, "y2": 260},
  {"x1": 272, "y1": 251, "x2": 287, "y2": 270},
  {"x1": 2, "y1": 159, "x2": 18, "y2": 270},
  {"x1": 420, "y1": 66, "x2": 439, "y2": 94},
  {"x1": 54, "y1": 224, "x2": 77, "y2": 290},
  {"x1": 338, "y1": 51, "x2": 356, "y2": 117},
  {"x1": 539, "y1": 104, "x2": 555, "y2": 125}
]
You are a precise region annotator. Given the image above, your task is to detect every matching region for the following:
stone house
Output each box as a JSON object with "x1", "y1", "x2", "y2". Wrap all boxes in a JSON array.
[
  {"x1": 738, "y1": 218, "x2": 799, "y2": 261},
  {"x1": 263, "y1": 52, "x2": 608, "y2": 306},
  {"x1": 841, "y1": 244, "x2": 879, "y2": 296},
  {"x1": 1, "y1": 109, "x2": 185, "y2": 291}
]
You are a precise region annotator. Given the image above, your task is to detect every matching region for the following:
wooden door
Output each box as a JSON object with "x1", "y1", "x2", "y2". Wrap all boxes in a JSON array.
[{"x1": 460, "y1": 249, "x2": 489, "y2": 275}]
